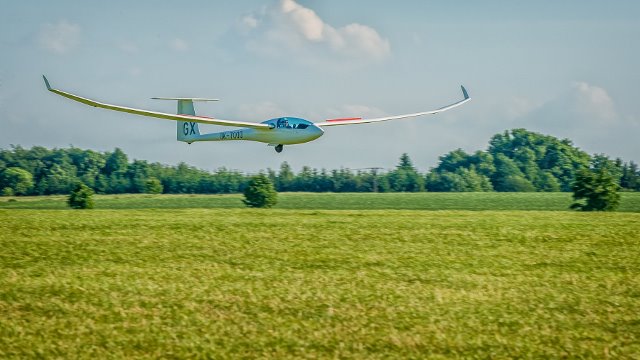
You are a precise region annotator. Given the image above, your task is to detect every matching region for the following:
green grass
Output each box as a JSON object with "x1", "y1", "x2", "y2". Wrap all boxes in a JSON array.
[
  {"x1": 1, "y1": 191, "x2": 640, "y2": 211},
  {"x1": 1, "y1": 205, "x2": 639, "y2": 358}
]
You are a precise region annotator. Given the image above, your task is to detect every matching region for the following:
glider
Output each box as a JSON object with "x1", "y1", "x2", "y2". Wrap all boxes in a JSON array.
[{"x1": 43, "y1": 76, "x2": 470, "y2": 153}]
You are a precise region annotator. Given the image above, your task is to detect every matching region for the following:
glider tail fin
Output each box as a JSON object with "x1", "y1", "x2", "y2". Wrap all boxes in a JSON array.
[
  {"x1": 177, "y1": 119, "x2": 200, "y2": 143},
  {"x1": 151, "y1": 97, "x2": 219, "y2": 143},
  {"x1": 176, "y1": 100, "x2": 200, "y2": 143}
]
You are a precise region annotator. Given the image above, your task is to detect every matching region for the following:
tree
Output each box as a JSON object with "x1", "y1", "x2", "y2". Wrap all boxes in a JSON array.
[
  {"x1": 425, "y1": 168, "x2": 493, "y2": 192},
  {"x1": 570, "y1": 168, "x2": 621, "y2": 211},
  {"x1": 144, "y1": 177, "x2": 164, "y2": 194},
  {"x1": 590, "y1": 154, "x2": 623, "y2": 183},
  {"x1": 455, "y1": 168, "x2": 494, "y2": 191},
  {"x1": 497, "y1": 175, "x2": 536, "y2": 192},
  {"x1": 104, "y1": 148, "x2": 128, "y2": 175},
  {"x1": 397, "y1": 153, "x2": 416, "y2": 171},
  {"x1": 331, "y1": 168, "x2": 358, "y2": 192},
  {"x1": 489, "y1": 129, "x2": 590, "y2": 191},
  {"x1": 436, "y1": 149, "x2": 470, "y2": 173},
  {"x1": 491, "y1": 154, "x2": 535, "y2": 192},
  {"x1": 292, "y1": 166, "x2": 315, "y2": 191},
  {"x1": 535, "y1": 170, "x2": 561, "y2": 192},
  {"x1": 68, "y1": 183, "x2": 95, "y2": 209},
  {"x1": 620, "y1": 161, "x2": 639, "y2": 190},
  {"x1": 128, "y1": 160, "x2": 151, "y2": 193},
  {"x1": 426, "y1": 129, "x2": 591, "y2": 192},
  {"x1": 44, "y1": 163, "x2": 76, "y2": 194},
  {"x1": 277, "y1": 162, "x2": 295, "y2": 191},
  {"x1": 70, "y1": 148, "x2": 106, "y2": 189},
  {"x1": 0, "y1": 167, "x2": 34, "y2": 195},
  {"x1": 388, "y1": 154, "x2": 424, "y2": 192},
  {"x1": 387, "y1": 169, "x2": 424, "y2": 192},
  {"x1": 103, "y1": 148, "x2": 130, "y2": 193},
  {"x1": 243, "y1": 174, "x2": 278, "y2": 208}
]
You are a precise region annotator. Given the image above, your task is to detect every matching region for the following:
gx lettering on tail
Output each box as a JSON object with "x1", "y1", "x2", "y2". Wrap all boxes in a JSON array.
[{"x1": 183, "y1": 122, "x2": 197, "y2": 136}]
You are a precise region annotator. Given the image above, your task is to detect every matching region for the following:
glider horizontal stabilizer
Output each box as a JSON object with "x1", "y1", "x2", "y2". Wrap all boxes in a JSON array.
[{"x1": 151, "y1": 97, "x2": 220, "y2": 102}]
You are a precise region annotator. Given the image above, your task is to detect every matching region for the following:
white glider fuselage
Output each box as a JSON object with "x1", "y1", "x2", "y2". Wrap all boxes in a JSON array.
[{"x1": 190, "y1": 117, "x2": 324, "y2": 145}]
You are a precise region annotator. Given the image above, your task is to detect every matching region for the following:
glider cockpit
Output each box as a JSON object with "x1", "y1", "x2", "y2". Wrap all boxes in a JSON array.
[{"x1": 265, "y1": 117, "x2": 313, "y2": 130}]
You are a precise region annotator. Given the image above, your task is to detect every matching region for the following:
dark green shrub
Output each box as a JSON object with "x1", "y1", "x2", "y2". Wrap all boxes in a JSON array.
[
  {"x1": 68, "y1": 183, "x2": 95, "y2": 209},
  {"x1": 243, "y1": 174, "x2": 277, "y2": 208},
  {"x1": 571, "y1": 168, "x2": 620, "y2": 211}
]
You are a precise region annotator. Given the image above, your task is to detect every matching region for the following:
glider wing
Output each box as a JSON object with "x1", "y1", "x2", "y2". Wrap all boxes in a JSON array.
[
  {"x1": 315, "y1": 86, "x2": 470, "y2": 127},
  {"x1": 42, "y1": 76, "x2": 272, "y2": 130}
]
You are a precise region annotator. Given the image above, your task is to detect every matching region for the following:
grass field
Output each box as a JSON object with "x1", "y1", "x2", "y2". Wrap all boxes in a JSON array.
[
  {"x1": 1, "y1": 194, "x2": 639, "y2": 358},
  {"x1": 2, "y1": 191, "x2": 640, "y2": 211}
]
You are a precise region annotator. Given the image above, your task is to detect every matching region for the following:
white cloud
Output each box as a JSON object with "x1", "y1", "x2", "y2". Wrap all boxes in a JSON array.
[
  {"x1": 240, "y1": 0, "x2": 390, "y2": 63},
  {"x1": 169, "y1": 38, "x2": 189, "y2": 52},
  {"x1": 571, "y1": 81, "x2": 616, "y2": 122},
  {"x1": 523, "y1": 81, "x2": 618, "y2": 131},
  {"x1": 281, "y1": 0, "x2": 325, "y2": 41},
  {"x1": 39, "y1": 20, "x2": 81, "y2": 54},
  {"x1": 338, "y1": 24, "x2": 390, "y2": 59},
  {"x1": 241, "y1": 15, "x2": 259, "y2": 30},
  {"x1": 513, "y1": 82, "x2": 640, "y2": 160}
]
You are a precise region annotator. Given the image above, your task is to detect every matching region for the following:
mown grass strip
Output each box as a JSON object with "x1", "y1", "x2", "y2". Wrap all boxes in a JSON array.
[{"x1": 1, "y1": 192, "x2": 639, "y2": 211}]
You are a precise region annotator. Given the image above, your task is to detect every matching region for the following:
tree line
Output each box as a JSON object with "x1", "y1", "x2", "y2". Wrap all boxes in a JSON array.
[{"x1": 1, "y1": 129, "x2": 638, "y2": 196}]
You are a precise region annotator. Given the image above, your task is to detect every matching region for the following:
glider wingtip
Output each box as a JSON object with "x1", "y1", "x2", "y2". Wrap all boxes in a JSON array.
[
  {"x1": 42, "y1": 75, "x2": 52, "y2": 91},
  {"x1": 461, "y1": 85, "x2": 470, "y2": 100}
]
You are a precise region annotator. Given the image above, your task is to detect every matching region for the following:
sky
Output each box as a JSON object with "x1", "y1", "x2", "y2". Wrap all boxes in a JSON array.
[{"x1": 1, "y1": 0, "x2": 639, "y2": 172}]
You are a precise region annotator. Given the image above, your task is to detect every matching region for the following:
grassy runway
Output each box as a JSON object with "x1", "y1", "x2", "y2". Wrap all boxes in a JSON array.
[{"x1": 1, "y1": 194, "x2": 639, "y2": 358}]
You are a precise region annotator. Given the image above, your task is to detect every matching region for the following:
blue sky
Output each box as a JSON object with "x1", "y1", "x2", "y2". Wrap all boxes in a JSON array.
[{"x1": 1, "y1": 0, "x2": 638, "y2": 172}]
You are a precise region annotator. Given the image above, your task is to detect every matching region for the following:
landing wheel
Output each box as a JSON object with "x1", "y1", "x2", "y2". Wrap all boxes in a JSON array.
[{"x1": 275, "y1": 144, "x2": 284, "y2": 153}]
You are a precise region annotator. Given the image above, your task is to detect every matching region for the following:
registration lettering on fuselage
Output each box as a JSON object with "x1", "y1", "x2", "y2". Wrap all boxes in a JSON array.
[{"x1": 220, "y1": 130, "x2": 244, "y2": 140}]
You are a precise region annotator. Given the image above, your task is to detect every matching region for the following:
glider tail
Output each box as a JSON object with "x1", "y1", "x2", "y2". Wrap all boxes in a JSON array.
[
  {"x1": 178, "y1": 119, "x2": 200, "y2": 143},
  {"x1": 177, "y1": 100, "x2": 201, "y2": 143},
  {"x1": 151, "y1": 97, "x2": 219, "y2": 143}
]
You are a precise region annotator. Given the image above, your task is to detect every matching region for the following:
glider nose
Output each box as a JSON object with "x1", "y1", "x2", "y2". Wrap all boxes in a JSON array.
[{"x1": 311, "y1": 125, "x2": 324, "y2": 139}]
